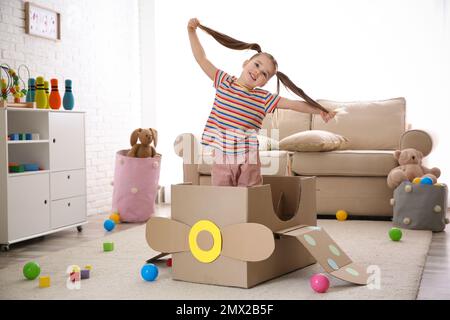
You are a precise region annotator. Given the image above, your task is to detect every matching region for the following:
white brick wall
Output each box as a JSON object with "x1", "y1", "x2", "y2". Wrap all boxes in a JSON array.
[{"x1": 0, "y1": 0, "x2": 142, "y2": 216}]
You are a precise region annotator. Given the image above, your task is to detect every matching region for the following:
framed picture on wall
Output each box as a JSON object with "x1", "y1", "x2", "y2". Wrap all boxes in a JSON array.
[{"x1": 25, "y1": 2, "x2": 61, "y2": 40}]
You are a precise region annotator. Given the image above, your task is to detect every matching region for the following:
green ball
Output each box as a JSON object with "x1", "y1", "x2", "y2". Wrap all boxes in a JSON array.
[
  {"x1": 389, "y1": 228, "x2": 402, "y2": 241},
  {"x1": 23, "y1": 261, "x2": 41, "y2": 280}
]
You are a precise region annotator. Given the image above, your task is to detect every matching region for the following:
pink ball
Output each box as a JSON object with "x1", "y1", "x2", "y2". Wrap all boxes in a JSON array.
[{"x1": 310, "y1": 273, "x2": 330, "y2": 293}]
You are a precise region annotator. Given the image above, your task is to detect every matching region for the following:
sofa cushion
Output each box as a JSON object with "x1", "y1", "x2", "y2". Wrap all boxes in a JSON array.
[
  {"x1": 312, "y1": 97, "x2": 406, "y2": 150},
  {"x1": 291, "y1": 150, "x2": 397, "y2": 176},
  {"x1": 279, "y1": 130, "x2": 348, "y2": 152}
]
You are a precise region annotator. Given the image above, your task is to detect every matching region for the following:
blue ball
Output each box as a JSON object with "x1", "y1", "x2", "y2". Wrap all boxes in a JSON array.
[
  {"x1": 103, "y1": 219, "x2": 115, "y2": 232},
  {"x1": 141, "y1": 264, "x2": 158, "y2": 281},
  {"x1": 420, "y1": 177, "x2": 433, "y2": 185}
]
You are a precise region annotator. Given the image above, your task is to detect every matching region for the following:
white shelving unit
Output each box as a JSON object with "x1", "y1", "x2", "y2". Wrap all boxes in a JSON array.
[{"x1": 0, "y1": 107, "x2": 87, "y2": 251}]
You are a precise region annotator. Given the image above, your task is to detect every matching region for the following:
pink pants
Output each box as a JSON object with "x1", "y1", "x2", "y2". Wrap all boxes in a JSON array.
[{"x1": 211, "y1": 150, "x2": 262, "y2": 187}]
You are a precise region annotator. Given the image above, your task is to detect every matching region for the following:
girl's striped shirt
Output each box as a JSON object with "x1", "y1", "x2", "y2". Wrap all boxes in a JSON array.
[{"x1": 201, "y1": 70, "x2": 280, "y2": 155}]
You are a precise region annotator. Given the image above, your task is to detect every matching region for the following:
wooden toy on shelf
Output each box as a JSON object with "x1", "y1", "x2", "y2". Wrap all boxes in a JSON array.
[
  {"x1": 49, "y1": 78, "x2": 61, "y2": 109},
  {"x1": 63, "y1": 79, "x2": 75, "y2": 110},
  {"x1": 35, "y1": 76, "x2": 47, "y2": 109},
  {"x1": 1, "y1": 63, "x2": 30, "y2": 107}
]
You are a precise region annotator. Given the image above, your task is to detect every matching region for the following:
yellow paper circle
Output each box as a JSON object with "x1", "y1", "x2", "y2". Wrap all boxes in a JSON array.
[{"x1": 189, "y1": 220, "x2": 222, "y2": 263}]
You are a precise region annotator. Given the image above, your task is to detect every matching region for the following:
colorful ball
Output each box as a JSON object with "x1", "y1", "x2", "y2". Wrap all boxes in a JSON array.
[
  {"x1": 23, "y1": 261, "x2": 41, "y2": 280},
  {"x1": 336, "y1": 210, "x2": 348, "y2": 221},
  {"x1": 310, "y1": 273, "x2": 330, "y2": 293},
  {"x1": 412, "y1": 177, "x2": 421, "y2": 184},
  {"x1": 141, "y1": 264, "x2": 159, "y2": 281},
  {"x1": 420, "y1": 177, "x2": 433, "y2": 185},
  {"x1": 389, "y1": 227, "x2": 402, "y2": 241},
  {"x1": 109, "y1": 212, "x2": 121, "y2": 224},
  {"x1": 103, "y1": 219, "x2": 115, "y2": 232}
]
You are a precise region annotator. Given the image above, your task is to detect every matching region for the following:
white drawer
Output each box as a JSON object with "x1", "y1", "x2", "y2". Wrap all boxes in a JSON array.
[
  {"x1": 51, "y1": 169, "x2": 86, "y2": 200},
  {"x1": 51, "y1": 196, "x2": 86, "y2": 229}
]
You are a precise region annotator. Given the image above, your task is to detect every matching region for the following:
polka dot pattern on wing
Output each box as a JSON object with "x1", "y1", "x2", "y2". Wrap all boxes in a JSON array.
[
  {"x1": 304, "y1": 234, "x2": 316, "y2": 246},
  {"x1": 329, "y1": 245, "x2": 340, "y2": 256},
  {"x1": 327, "y1": 258, "x2": 339, "y2": 270},
  {"x1": 346, "y1": 267, "x2": 359, "y2": 276}
]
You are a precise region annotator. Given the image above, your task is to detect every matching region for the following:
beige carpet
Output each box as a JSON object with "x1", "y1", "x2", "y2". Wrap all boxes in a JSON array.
[{"x1": 0, "y1": 219, "x2": 432, "y2": 300}]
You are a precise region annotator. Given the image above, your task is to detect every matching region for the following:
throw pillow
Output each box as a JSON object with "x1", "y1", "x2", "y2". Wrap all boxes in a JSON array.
[{"x1": 279, "y1": 130, "x2": 348, "y2": 152}]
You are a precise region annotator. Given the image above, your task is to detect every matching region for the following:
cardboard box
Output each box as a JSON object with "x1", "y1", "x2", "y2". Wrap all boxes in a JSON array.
[{"x1": 146, "y1": 176, "x2": 368, "y2": 288}]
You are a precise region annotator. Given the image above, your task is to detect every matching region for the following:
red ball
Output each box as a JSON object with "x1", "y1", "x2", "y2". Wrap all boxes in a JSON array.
[
  {"x1": 310, "y1": 273, "x2": 330, "y2": 293},
  {"x1": 166, "y1": 258, "x2": 172, "y2": 267}
]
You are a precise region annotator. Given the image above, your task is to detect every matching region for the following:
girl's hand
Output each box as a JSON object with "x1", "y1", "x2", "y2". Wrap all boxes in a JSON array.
[
  {"x1": 188, "y1": 18, "x2": 200, "y2": 32},
  {"x1": 320, "y1": 111, "x2": 336, "y2": 123}
]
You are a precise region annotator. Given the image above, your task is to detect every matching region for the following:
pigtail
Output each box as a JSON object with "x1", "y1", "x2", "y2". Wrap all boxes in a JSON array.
[
  {"x1": 199, "y1": 23, "x2": 329, "y2": 114},
  {"x1": 199, "y1": 24, "x2": 262, "y2": 53},
  {"x1": 276, "y1": 71, "x2": 329, "y2": 113}
]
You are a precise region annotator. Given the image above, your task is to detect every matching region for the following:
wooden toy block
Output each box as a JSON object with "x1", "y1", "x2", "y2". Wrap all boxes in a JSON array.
[
  {"x1": 23, "y1": 163, "x2": 39, "y2": 171},
  {"x1": 81, "y1": 269, "x2": 90, "y2": 279},
  {"x1": 103, "y1": 242, "x2": 114, "y2": 252},
  {"x1": 39, "y1": 276, "x2": 50, "y2": 288},
  {"x1": 9, "y1": 164, "x2": 25, "y2": 173},
  {"x1": 84, "y1": 265, "x2": 92, "y2": 270},
  {"x1": 9, "y1": 133, "x2": 19, "y2": 140}
]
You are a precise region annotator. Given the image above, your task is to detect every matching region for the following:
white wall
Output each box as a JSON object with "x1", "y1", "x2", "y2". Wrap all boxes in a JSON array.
[
  {"x1": 0, "y1": 0, "x2": 142, "y2": 215},
  {"x1": 154, "y1": 0, "x2": 450, "y2": 188},
  {"x1": 139, "y1": 0, "x2": 156, "y2": 128}
]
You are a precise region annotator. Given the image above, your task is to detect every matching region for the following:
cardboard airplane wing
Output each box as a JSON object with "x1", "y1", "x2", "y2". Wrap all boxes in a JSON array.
[
  {"x1": 275, "y1": 225, "x2": 369, "y2": 285},
  {"x1": 146, "y1": 217, "x2": 275, "y2": 263},
  {"x1": 146, "y1": 217, "x2": 369, "y2": 286}
]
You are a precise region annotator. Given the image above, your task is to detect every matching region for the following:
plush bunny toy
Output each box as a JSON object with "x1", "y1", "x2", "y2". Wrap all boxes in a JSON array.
[{"x1": 127, "y1": 128, "x2": 158, "y2": 158}]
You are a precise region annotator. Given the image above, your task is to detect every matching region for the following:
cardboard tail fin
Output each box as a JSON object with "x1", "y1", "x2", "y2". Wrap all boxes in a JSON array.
[{"x1": 276, "y1": 226, "x2": 369, "y2": 285}]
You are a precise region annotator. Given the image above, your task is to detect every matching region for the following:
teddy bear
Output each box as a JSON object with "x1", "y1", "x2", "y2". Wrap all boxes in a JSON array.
[
  {"x1": 387, "y1": 148, "x2": 441, "y2": 189},
  {"x1": 127, "y1": 128, "x2": 158, "y2": 158}
]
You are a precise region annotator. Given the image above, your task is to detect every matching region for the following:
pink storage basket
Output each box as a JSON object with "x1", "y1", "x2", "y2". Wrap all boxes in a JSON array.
[{"x1": 112, "y1": 150, "x2": 161, "y2": 222}]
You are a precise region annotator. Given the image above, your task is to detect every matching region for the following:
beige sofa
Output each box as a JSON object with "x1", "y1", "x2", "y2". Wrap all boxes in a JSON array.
[{"x1": 174, "y1": 97, "x2": 433, "y2": 217}]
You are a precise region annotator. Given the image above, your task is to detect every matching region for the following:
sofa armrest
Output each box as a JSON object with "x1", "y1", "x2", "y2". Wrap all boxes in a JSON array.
[
  {"x1": 173, "y1": 133, "x2": 199, "y2": 161},
  {"x1": 399, "y1": 129, "x2": 433, "y2": 156}
]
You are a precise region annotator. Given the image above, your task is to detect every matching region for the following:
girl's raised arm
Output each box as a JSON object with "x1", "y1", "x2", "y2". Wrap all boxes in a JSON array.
[
  {"x1": 187, "y1": 18, "x2": 218, "y2": 81},
  {"x1": 278, "y1": 97, "x2": 337, "y2": 123}
]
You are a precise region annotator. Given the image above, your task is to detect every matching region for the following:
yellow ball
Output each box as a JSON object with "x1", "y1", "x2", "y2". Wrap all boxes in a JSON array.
[
  {"x1": 109, "y1": 212, "x2": 121, "y2": 224},
  {"x1": 336, "y1": 210, "x2": 348, "y2": 221},
  {"x1": 412, "y1": 177, "x2": 421, "y2": 184}
]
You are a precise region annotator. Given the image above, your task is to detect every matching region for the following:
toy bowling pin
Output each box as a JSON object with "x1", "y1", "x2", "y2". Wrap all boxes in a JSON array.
[
  {"x1": 44, "y1": 80, "x2": 50, "y2": 109},
  {"x1": 63, "y1": 79, "x2": 74, "y2": 110},
  {"x1": 25, "y1": 78, "x2": 35, "y2": 102},
  {"x1": 49, "y1": 78, "x2": 61, "y2": 110},
  {"x1": 35, "y1": 77, "x2": 47, "y2": 109}
]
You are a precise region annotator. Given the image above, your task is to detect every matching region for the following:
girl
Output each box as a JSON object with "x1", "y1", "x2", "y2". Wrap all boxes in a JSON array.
[{"x1": 188, "y1": 18, "x2": 336, "y2": 187}]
